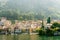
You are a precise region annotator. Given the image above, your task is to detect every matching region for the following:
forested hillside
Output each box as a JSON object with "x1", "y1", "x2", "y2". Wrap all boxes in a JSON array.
[{"x1": 0, "y1": 0, "x2": 60, "y2": 20}]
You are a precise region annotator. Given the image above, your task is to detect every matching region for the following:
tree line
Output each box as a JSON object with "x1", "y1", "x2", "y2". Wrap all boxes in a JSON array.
[{"x1": 0, "y1": 11, "x2": 44, "y2": 20}]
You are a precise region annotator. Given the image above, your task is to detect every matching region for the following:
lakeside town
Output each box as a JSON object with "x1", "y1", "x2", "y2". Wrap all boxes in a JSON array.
[
  {"x1": 0, "y1": 17, "x2": 60, "y2": 35},
  {"x1": 0, "y1": 17, "x2": 42, "y2": 34},
  {"x1": 1, "y1": 0, "x2": 60, "y2": 40}
]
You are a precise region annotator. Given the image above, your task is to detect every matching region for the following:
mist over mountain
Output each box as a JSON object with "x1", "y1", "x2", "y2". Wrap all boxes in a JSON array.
[{"x1": 0, "y1": 0, "x2": 60, "y2": 20}]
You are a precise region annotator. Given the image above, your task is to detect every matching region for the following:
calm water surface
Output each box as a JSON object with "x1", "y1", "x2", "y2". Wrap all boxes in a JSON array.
[{"x1": 0, "y1": 34, "x2": 60, "y2": 40}]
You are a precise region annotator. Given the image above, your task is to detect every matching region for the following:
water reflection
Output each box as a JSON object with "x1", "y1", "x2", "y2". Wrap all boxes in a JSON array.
[
  {"x1": 13, "y1": 35, "x2": 19, "y2": 40},
  {"x1": 0, "y1": 34, "x2": 60, "y2": 40}
]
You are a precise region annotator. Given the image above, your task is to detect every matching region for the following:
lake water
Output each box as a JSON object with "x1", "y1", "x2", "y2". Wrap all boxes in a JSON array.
[{"x1": 0, "y1": 34, "x2": 60, "y2": 40}]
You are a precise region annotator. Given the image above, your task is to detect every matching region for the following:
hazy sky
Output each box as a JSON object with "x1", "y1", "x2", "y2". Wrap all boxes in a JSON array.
[
  {"x1": 0, "y1": 0, "x2": 60, "y2": 11},
  {"x1": 4, "y1": 0, "x2": 60, "y2": 6}
]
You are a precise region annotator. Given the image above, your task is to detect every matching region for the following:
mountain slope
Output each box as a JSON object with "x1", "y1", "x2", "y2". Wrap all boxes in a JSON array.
[{"x1": 0, "y1": 0, "x2": 60, "y2": 20}]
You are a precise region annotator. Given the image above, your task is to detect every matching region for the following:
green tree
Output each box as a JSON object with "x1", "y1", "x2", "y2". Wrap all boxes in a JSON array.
[
  {"x1": 42, "y1": 19, "x2": 44, "y2": 28},
  {"x1": 47, "y1": 17, "x2": 51, "y2": 23},
  {"x1": 51, "y1": 22, "x2": 60, "y2": 28}
]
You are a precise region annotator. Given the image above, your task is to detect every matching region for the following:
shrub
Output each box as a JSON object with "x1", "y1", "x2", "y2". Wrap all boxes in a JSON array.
[
  {"x1": 38, "y1": 28, "x2": 45, "y2": 35},
  {"x1": 46, "y1": 28, "x2": 54, "y2": 36}
]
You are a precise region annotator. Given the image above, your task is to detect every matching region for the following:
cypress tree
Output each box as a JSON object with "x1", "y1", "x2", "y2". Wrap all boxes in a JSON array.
[{"x1": 47, "y1": 17, "x2": 51, "y2": 23}]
